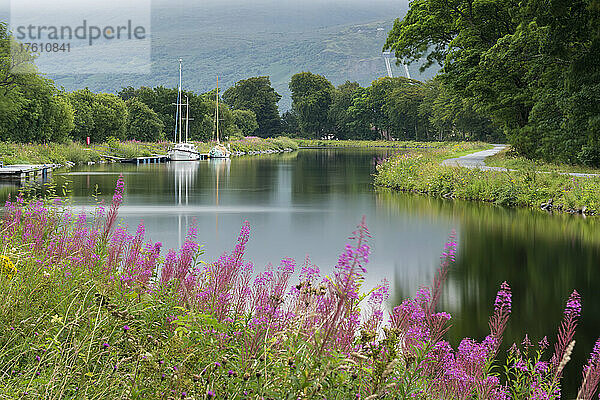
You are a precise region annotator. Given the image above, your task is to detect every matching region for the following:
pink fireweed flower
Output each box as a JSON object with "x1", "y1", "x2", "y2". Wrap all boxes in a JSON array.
[
  {"x1": 494, "y1": 281, "x2": 512, "y2": 315},
  {"x1": 363, "y1": 280, "x2": 389, "y2": 333},
  {"x1": 102, "y1": 175, "x2": 125, "y2": 239},
  {"x1": 539, "y1": 336, "x2": 549, "y2": 351},
  {"x1": 551, "y1": 290, "x2": 582, "y2": 372},
  {"x1": 522, "y1": 334, "x2": 532, "y2": 350},
  {"x1": 488, "y1": 281, "x2": 512, "y2": 356},
  {"x1": 565, "y1": 290, "x2": 582, "y2": 317},
  {"x1": 577, "y1": 337, "x2": 600, "y2": 400},
  {"x1": 428, "y1": 231, "x2": 457, "y2": 314},
  {"x1": 316, "y1": 217, "x2": 370, "y2": 354},
  {"x1": 535, "y1": 361, "x2": 549, "y2": 374}
]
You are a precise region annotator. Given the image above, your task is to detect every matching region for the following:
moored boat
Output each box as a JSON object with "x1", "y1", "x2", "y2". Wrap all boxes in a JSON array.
[
  {"x1": 168, "y1": 59, "x2": 200, "y2": 161},
  {"x1": 208, "y1": 76, "x2": 231, "y2": 159}
]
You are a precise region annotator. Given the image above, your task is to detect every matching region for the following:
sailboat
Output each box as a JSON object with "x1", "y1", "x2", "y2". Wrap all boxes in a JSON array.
[
  {"x1": 168, "y1": 59, "x2": 200, "y2": 161},
  {"x1": 208, "y1": 76, "x2": 231, "y2": 159}
]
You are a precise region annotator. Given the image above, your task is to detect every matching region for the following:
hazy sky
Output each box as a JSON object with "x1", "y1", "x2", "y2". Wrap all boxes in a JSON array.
[{"x1": 1, "y1": 0, "x2": 405, "y2": 18}]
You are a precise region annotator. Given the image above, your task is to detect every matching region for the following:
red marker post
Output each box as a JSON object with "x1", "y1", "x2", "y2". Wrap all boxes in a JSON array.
[{"x1": 86, "y1": 136, "x2": 90, "y2": 146}]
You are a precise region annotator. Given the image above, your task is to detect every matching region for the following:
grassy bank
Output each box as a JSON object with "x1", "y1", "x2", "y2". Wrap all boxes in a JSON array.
[
  {"x1": 1, "y1": 179, "x2": 599, "y2": 399},
  {"x1": 294, "y1": 139, "x2": 453, "y2": 149},
  {"x1": 0, "y1": 137, "x2": 299, "y2": 167},
  {"x1": 486, "y1": 147, "x2": 600, "y2": 175},
  {"x1": 0, "y1": 142, "x2": 102, "y2": 165},
  {"x1": 375, "y1": 146, "x2": 600, "y2": 214}
]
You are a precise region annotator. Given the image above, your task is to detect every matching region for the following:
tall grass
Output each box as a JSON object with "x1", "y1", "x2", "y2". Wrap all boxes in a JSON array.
[
  {"x1": 375, "y1": 150, "x2": 600, "y2": 213},
  {"x1": 0, "y1": 142, "x2": 101, "y2": 165},
  {"x1": 293, "y1": 139, "x2": 483, "y2": 150},
  {"x1": 0, "y1": 178, "x2": 599, "y2": 399}
]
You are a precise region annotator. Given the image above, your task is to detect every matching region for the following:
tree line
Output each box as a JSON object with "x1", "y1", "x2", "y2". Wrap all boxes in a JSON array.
[
  {"x1": 1, "y1": 23, "x2": 277, "y2": 144},
  {"x1": 384, "y1": 0, "x2": 600, "y2": 165},
  {"x1": 286, "y1": 72, "x2": 500, "y2": 141},
  {"x1": 2, "y1": 20, "x2": 502, "y2": 146}
]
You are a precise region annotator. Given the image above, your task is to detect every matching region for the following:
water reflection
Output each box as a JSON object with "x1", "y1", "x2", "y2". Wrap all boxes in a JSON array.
[
  {"x1": 376, "y1": 189, "x2": 600, "y2": 393},
  {"x1": 170, "y1": 161, "x2": 199, "y2": 247}
]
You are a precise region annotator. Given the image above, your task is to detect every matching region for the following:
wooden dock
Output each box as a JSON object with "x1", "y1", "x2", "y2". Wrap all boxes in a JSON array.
[
  {"x1": 99, "y1": 154, "x2": 172, "y2": 164},
  {"x1": 0, "y1": 164, "x2": 58, "y2": 183},
  {"x1": 120, "y1": 155, "x2": 171, "y2": 164}
]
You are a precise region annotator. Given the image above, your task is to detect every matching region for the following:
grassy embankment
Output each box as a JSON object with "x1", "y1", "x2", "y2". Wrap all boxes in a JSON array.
[
  {"x1": 375, "y1": 143, "x2": 600, "y2": 214},
  {"x1": 1, "y1": 179, "x2": 598, "y2": 399},
  {"x1": 294, "y1": 139, "x2": 450, "y2": 149},
  {"x1": 486, "y1": 147, "x2": 600, "y2": 175},
  {"x1": 0, "y1": 137, "x2": 299, "y2": 166}
]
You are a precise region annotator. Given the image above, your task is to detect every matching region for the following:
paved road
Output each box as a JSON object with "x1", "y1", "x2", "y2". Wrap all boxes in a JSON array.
[{"x1": 441, "y1": 145, "x2": 600, "y2": 177}]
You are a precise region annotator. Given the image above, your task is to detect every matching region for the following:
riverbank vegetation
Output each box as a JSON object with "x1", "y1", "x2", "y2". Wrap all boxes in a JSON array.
[
  {"x1": 0, "y1": 137, "x2": 299, "y2": 166},
  {"x1": 295, "y1": 139, "x2": 448, "y2": 149},
  {"x1": 375, "y1": 149, "x2": 600, "y2": 214},
  {"x1": 486, "y1": 148, "x2": 600, "y2": 175},
  {"x1": 0, "y1": 142, "x2": 101, "y2": 166},
  {"x1": 1, "y1": 179, "x2": 600, "y2": 399}
]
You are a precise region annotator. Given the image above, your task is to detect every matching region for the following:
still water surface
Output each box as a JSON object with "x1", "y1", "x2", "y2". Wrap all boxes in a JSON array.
[{"x1": 12, "y1": 149, "x2": 600, "y2": 393}]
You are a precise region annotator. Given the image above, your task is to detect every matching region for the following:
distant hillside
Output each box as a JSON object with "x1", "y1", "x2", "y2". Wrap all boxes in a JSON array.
[{"x1": 2, "y1": 0, "x2": 437, "y2": 111}]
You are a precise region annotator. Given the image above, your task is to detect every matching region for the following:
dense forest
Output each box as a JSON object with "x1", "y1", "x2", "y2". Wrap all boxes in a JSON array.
[{"x1": 384, "y1": 0, "x2": 600, "y2": 165}]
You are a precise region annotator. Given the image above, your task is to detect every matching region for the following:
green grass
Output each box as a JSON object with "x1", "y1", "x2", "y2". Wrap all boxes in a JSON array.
[
  {"x1": 0, "y1": 142, "x2": 101, "y2": 165},
  {"x1": 486, "y1": 147, "x2": 600, "y2": 175},
  {"x1": 375, "y1": 146, "x2": 600, "y2": 214},
  {"x1": 294, "y1": 139, "x2": 455, "y2": 149}
]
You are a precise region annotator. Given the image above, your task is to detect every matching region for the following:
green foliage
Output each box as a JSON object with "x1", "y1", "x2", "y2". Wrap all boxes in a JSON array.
[
  {"x1": 420, "y1": 78, "x2": 501, "y2": 142},
  {"x1": 222, "y1": 76, "x2": 282, "y2": 138},
  {"x1": 118, "y1": 86, "x2": 244, "y2": 142},
  {"x1": 294, "y1": 138, "x2": 447, "y2": 149},
  {"x1": 289, "y1": 72, "x2": 335, "y2": 138},
  {"x1": 280, "y1": 110, "x2": 300, "y2": 137},
  {"x1": 69, "y1": 89, "x2": 128, "y2": 143},
  {"x1": 384, "y1": 0, "x2": 600, "y2": 165},
  {"x1": 486, "y1": 147, "x2": 600, "y2": 175},
  {"x1": 126, "y1": 98, "x2": 165, "y2": 142},
  {"x1": 227, "y1": 136, "x2": 299, "y2": 153},
  {"x1": 232, "y1": 109, "x2": 258, "y2": 137},
  {"x1": 0, "y1": 25, "x2": 75, "y2": 144},
  {"x1": 105, "y1": 137, "x2": 153, "y2": 159},
  {"x1": 328, "y1": 81, "x2": 371, "y2": 140}
]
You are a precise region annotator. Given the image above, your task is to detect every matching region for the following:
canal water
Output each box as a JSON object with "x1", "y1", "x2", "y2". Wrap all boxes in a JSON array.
[{"x1": 7, "y1": 148, "x2": 600, "y2": 393}]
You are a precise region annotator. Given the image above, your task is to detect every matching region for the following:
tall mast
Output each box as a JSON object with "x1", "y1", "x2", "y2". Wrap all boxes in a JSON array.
[
  {"x1": 185, "y1": 96, "x2": 189, "y2": 143},
  {"x1": 178, "y1": 58, "x2": 183, "y2": 143},
  {"x1": 216, "y1": 75, "x2": 219, "y2": 144}
]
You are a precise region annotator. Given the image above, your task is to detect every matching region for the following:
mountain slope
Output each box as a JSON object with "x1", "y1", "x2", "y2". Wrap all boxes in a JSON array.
[{"x1": 3, "y1": 0, "x2": 437, "y2": 110}]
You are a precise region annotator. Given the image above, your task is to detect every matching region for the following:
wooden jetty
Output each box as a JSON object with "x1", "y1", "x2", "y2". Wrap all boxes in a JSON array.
[
  {"x1": 99, "y1": 154, "x2": 174, "y2": 164},
  {"x1": 0, "y1": 164, "x2": 58, "y2": 183},
  {"x1": 120, "y1": 155, "x2": 171, "y2": 164}
]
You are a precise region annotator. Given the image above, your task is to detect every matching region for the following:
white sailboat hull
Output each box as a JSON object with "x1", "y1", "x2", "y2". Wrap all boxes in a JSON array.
[{"x1": 168, "y1": 143, "x2": 200, "y2": 161}]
